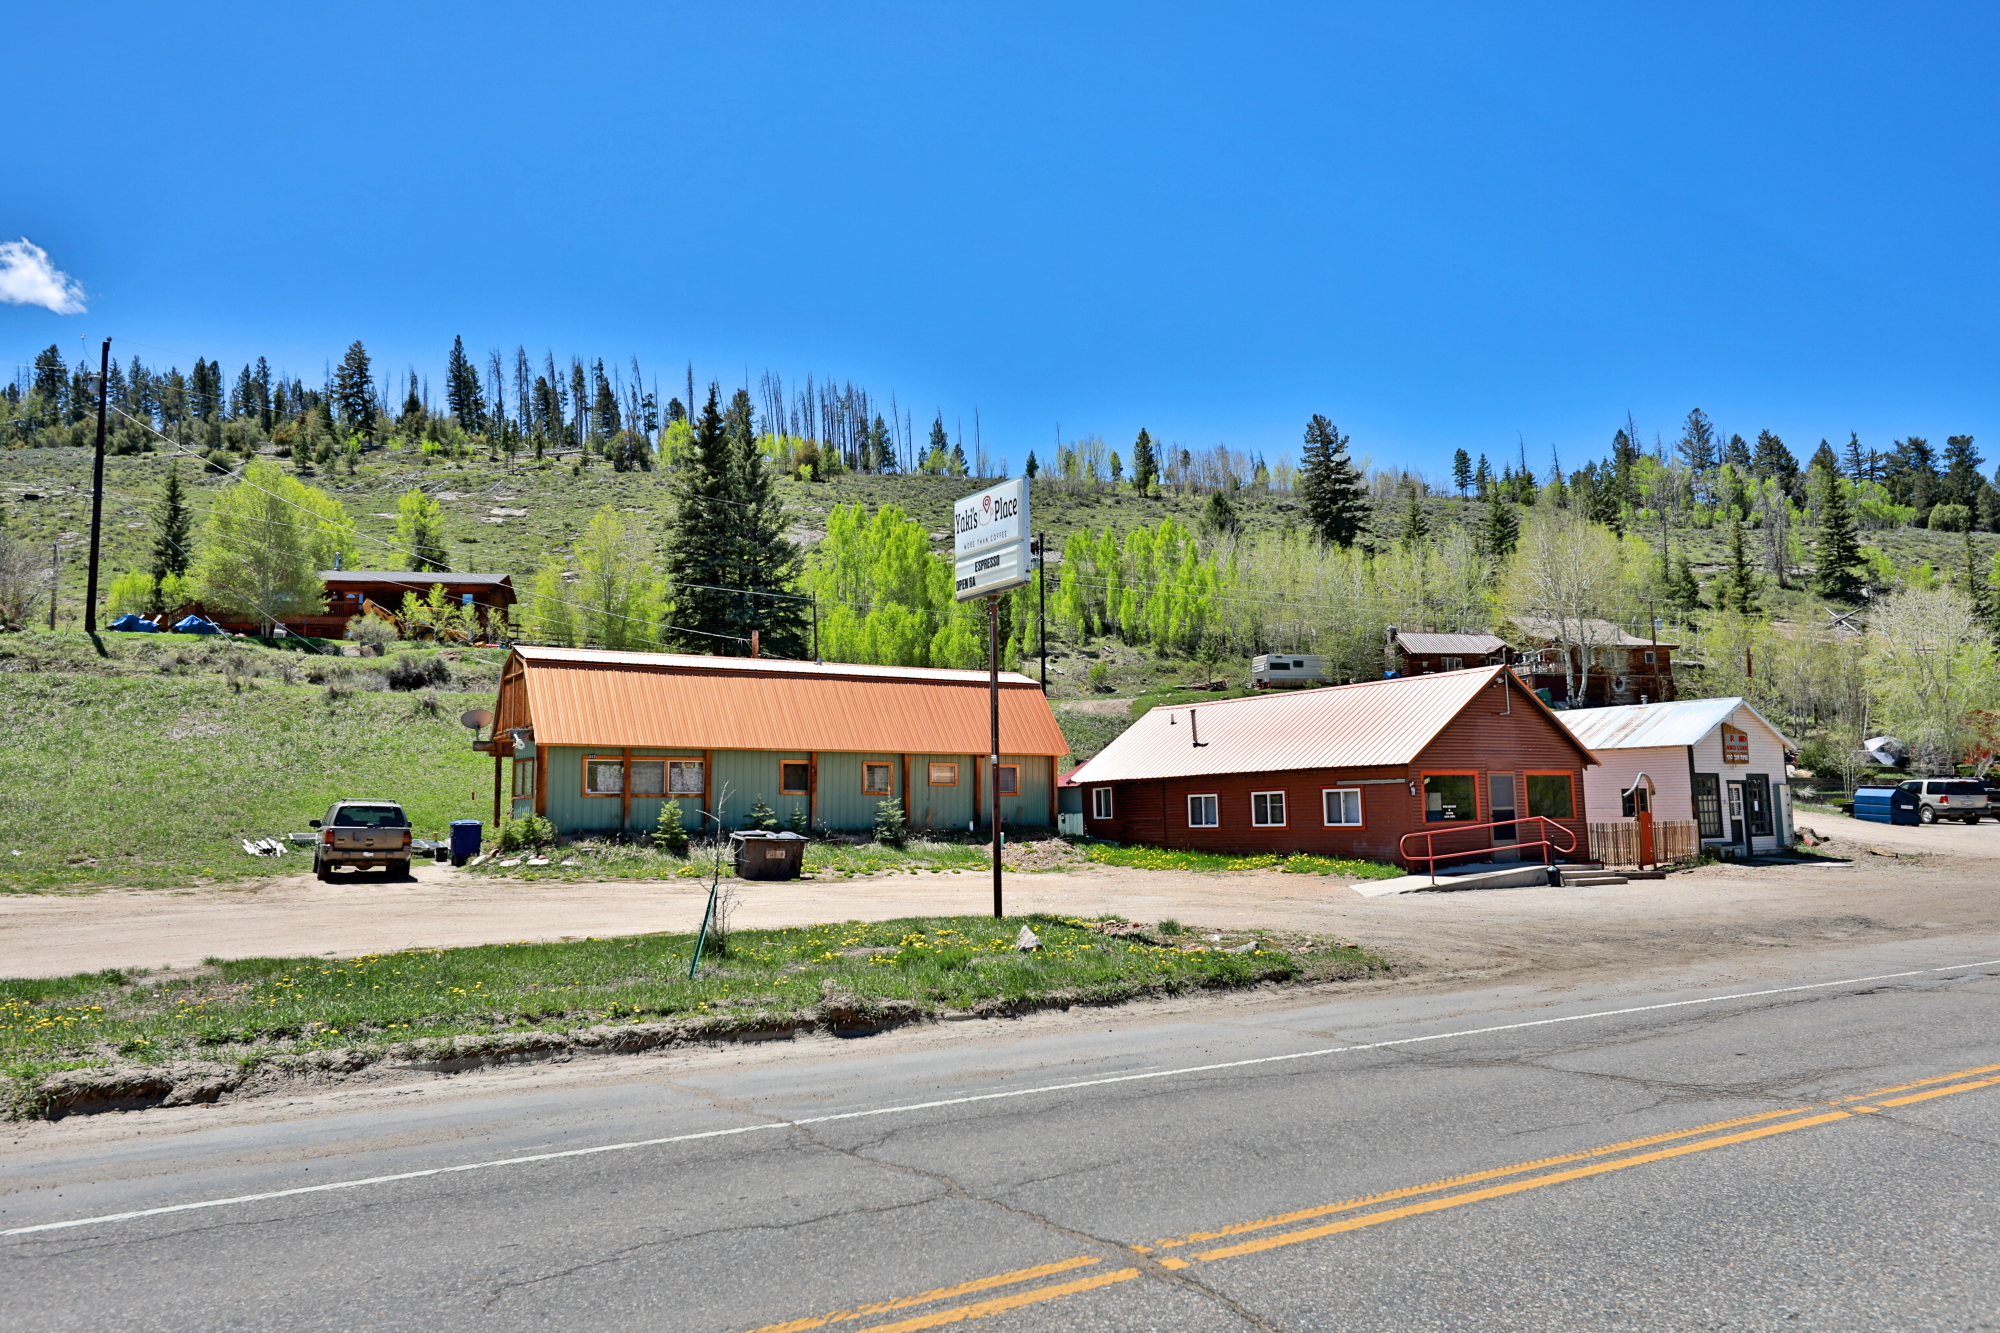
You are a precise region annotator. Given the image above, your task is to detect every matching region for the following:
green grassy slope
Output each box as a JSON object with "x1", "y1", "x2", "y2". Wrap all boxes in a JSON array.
[{"x1": 0, "y1": 631, "x2": 500, "y2": 892}]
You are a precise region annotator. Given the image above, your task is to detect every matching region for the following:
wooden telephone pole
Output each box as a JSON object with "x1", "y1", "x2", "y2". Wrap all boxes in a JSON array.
[{"x1": 83, "y1": 338, "x2": 110, "y2": 635}]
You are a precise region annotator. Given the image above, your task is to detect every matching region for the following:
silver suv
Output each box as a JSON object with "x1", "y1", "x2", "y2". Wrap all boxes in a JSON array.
[{"x1": 1898, "y1": 779, "x2": 1991, "y2": 825}]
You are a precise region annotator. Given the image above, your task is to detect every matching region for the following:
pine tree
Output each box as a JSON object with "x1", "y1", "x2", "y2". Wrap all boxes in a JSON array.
[
  {"x1": 865, "y1": 414, "x2": 895, "y2": 472},
  {"x1": 1752, "y1": 429, "x2": 1799, "y2": 494},
  {"x1": 926, "y1": 415, "x2": 950, "y2": 474},
  {"x1": 1808, "y1": 439, "x2": 1841, "y2": 476},
  {"x1": 149, "y1": 464, "x2": 192, "y2": 584},
  {"x1": 590, "y1": 360, "x2": 621, "y2": 440},
  {"x1": 1131, "y1": 428, "x2": 1158, "y2": 495},
  {"x1": 1200, "y1": 490, "x2": 1239, "y2": 536},
  {"x1": 395, "y1": 488, "x2": 451, "y2": 572},
  {"x1": 1296, "y1": 415, "x2": 1369, "y2": 547},
  {"x1": 1481, "y1": 495, "x2": 1519, "y2": 560},
  {"x1": 253, "y1": 357, "x2": 273, "y2": 429},
  {"x1": 30, "y1": 344, "x2": 65, "y2": 425},
  {"x1": 1451, "y1": 448, "x2": 1473, "y2": 494},
  {"x1": 1965, "y1": 528, "x2": 1998, "y2": 638},
  {"x1": 1811, "y1": 468, "x2": 1864, "y2": 601},
  {"x1": 659, "y1": 385, "x2": 806, "y2": 656},
  {"x1": 1842, "y1": 432, "x2": 1866, "y2": 480},
  {"x1": 1722, "y1": 433, "x2": 1753, "y2": 471},
  {"x1": 401, "y1": 372, "x2": 424, "y2": 425},
  {"x1": 445, "y1": 336, "x2": 485, "y2": 431},
  {"x1": 1676, "y1": 409, "x2": 1717, "y2": 472},
  {"x1": 1941, "y1": 434, "x2": 1983, "y2": 508},
  {"x1": 1717, "y1": 518, "x2": 1763, "y2": 613},
  {"x1": 1980, "y1": 483, "x2": 2000, "y2": 534},
  {"x1": 331, "y1": 341, "x2": 377, "y2": 437},
  {"x1": 1399, "y1": 484, "x2": 1428, "y2": 549},
  {"x1": 1662, "y1": 556, "x2": 1702, "y2": 615},
  {"x1": 1024, "y1": 451, "x2": 1039, "y2": 480}
]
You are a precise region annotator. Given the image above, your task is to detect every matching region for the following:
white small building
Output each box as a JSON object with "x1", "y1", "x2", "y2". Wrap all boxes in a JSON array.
[
  {"x1": 1562, "y1": 697, "x2": 1795, "y2": 856},
  {"x1": 1250, "y1": 653, "x2": 1329, "y2": 688}
]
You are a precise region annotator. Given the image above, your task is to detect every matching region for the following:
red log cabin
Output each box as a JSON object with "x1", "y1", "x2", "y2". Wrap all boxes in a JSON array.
[
  {"x1": 1065, "y1": 665, "x2": 1598, "y2": 868},
  {"x1": 185, "y1": 571, "x2": 517, "y2": 639}
]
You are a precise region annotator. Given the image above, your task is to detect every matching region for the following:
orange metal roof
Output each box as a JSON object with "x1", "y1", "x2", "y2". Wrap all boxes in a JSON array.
[
  {"x1": 1065, "y1": 666, "x2": 1596, "y2": 784},
  {"x1": 495, "y1": 646, "x2": 1069, "y2": 755}
]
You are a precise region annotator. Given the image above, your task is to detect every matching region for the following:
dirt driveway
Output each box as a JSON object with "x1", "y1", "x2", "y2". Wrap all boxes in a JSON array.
[{"x1": 2, "y1": 810, "x2": 1992, "y2": 986}]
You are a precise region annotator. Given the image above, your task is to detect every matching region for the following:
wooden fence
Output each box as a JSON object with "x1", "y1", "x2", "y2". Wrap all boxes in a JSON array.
[{"x1": 1586, "y1": 819, "x2": 1699, "y2": 867}]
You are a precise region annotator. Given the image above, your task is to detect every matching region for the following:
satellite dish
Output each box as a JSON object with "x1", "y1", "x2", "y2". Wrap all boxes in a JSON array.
[{"x1": 460, "y1": 709, "x2": 494, "y2": 732}]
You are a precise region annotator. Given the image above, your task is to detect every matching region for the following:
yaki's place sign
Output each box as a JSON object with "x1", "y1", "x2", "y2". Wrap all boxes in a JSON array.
[{"x1": 953, "y1": 477, "x2": 1031, "y2": 600}]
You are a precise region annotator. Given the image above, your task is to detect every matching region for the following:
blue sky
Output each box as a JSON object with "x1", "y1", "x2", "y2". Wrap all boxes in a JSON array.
[{"x1": 5, "y1": 2, "x2": 1996, "y2": 476}]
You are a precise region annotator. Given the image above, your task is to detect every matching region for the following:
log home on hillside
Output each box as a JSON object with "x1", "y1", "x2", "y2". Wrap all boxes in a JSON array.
[
  {"x1": 1066, "y1": 666, "x2": 1597, "y2": 867},
  {"x1": 487, "y1": 646, "x2": 1069, "y2": 837}
]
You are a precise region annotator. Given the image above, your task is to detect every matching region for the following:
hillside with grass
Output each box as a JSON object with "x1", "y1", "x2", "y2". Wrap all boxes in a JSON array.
[{"x1": 4, "y1": 403, "x2": 1999, "y2": 824}]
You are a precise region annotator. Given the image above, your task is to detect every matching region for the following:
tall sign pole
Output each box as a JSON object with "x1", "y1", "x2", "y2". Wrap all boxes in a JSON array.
[
  {"x1": 989, "y1": 597, "x2": 1001, "y2": 917},
  {"x1": 84, "y1": 337, "x2": 110, "y2": 635},
  {"x1": 954, "y1": 477, "x2": 1031, "y2": 921}
]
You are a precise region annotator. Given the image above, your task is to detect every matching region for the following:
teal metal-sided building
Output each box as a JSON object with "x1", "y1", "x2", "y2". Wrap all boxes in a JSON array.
[{"x1": 486, "y1": 646, "x2": 1069, "y2": 837}]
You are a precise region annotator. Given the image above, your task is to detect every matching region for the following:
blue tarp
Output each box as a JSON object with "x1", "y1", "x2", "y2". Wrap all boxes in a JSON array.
[
  {"x1": 171, "y1": 615, "x2": 224, "y2": 635},
  {"x1": 109, "y1": 613, "x2": 162, "y2": 632}
]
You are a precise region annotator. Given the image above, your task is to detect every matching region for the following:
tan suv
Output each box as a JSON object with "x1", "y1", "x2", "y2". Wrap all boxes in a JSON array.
[
  {"x1": 311, "y1": 800, "x2": 413, "y2": 879},
  {"x1": 1898, "y1": 779, "x2": 1991, "y2": 825}
]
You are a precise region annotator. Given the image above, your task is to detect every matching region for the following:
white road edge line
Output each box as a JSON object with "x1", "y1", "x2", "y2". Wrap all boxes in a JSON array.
[{"x1": 7, "y1": 956, "x2": 1996, "y2": 1239}]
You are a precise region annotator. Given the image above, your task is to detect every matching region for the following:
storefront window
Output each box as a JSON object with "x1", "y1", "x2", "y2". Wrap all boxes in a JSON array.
[{"x1": 1423, "y1": 774, "x2": 1477, "y2": 823}]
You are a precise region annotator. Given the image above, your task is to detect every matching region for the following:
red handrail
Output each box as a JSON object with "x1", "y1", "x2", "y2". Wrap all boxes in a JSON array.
[{"x1": 1398, "y1": 816, "x2": 1579, "y2": 886}]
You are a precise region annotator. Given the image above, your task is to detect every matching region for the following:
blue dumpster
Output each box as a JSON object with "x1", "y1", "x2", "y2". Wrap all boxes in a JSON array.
[
  {"x1": 449, "y1": 819, "x2": 483, "y2": 866},
  {"x1": 1852, "y1": 786, "x2": 1918, "y2": 825}
]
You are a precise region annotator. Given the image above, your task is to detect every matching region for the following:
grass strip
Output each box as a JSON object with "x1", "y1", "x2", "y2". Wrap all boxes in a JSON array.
[
  {"x1": 473, "y1": 837, "x2": 1012, "y2": 882},
  {"x1": 1, "y1": 915, "x2": 1392, "y2": 1118},
  {"x1": 1082, "y1": 844, "x2": 1403, "y2": 878}
]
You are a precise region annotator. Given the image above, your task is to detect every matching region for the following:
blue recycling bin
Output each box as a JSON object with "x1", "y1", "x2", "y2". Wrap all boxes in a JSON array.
[
  {"x1": 1851, "y1": 787, "x2": 1918, "y2": 825},
  {"x1": 449, "y1": 819, "x2": 483, "y2": 866}
]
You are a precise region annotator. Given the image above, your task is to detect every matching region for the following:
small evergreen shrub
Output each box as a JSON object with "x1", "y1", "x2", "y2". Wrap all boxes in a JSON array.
[
  {"x1": 873, "y1": 798, "x2": 907, "y2": 847},
  {"x1": 653, "y1": 799, "x2": 689, "y2": 855}
]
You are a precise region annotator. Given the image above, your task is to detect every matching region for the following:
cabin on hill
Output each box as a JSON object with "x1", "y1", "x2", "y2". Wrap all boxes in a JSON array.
[
  {"x1": 1507, "y1": 617, "x2": 1677, "y2": 707},
  {"x1": 485, "y1": 646, "x2": 1070, "y2": 836},
  {"x1": 170, "y1": 571, "x2": 517, "y2": 640},
  {"x1": 1387, "y1": 629, "x2": 1511, "y2": 677},
  {"x1": 1064, "y1": 665, "x2": 1597, "y2": 868}
]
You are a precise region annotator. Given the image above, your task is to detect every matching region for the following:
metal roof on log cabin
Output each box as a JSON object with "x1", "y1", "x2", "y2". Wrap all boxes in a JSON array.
[
  {"x1": 1065, "y1": 665, "x2": 1596, "y2": 784},
  {"x1": 492, "y1": 645, "x2": 1069, "y2": 755}
]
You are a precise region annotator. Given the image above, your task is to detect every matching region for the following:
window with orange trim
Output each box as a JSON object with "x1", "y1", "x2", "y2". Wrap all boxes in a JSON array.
[
  {"x1": 1524, "y1": 771, "x2": 1576, "y2": 820},
  {"x1": 1421, "y1": 772, "x2": 1478, "y2": 823}
]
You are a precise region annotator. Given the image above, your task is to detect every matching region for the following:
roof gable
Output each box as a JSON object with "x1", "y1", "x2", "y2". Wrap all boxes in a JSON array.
[
  {"x1": 1068, "y1": 666, "x2": 1592, "y2": 784},
  {"x1": 1558, "y1": 696, "x2": 1794, "y2": 751}
]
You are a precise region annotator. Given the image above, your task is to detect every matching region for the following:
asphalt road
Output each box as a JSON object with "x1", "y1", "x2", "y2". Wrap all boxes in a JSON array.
[{"x1": 6, "y1": 935, "x2": 1999, "y2": 1332}]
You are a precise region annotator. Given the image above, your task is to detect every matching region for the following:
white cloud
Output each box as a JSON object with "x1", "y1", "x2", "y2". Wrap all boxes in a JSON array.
[{"x1": 0, "y1": 239, "x2": 87, "y2": 315}]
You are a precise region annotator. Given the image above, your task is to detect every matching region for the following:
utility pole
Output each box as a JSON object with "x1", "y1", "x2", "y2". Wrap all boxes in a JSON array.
[{"x1": 84, "y1": 337, "x2": 110, "y2": 635}]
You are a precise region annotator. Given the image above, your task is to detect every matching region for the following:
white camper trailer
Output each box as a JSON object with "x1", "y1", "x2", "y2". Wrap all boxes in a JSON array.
[{"x1": 1250, "y1": 654, "x2": 1328, "y2": 689}]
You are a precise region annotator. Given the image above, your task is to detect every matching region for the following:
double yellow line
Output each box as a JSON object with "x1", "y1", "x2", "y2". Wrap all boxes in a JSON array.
[{"x1": 743, "y1": 1061, "x2": 2000, "y2": 1333}]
